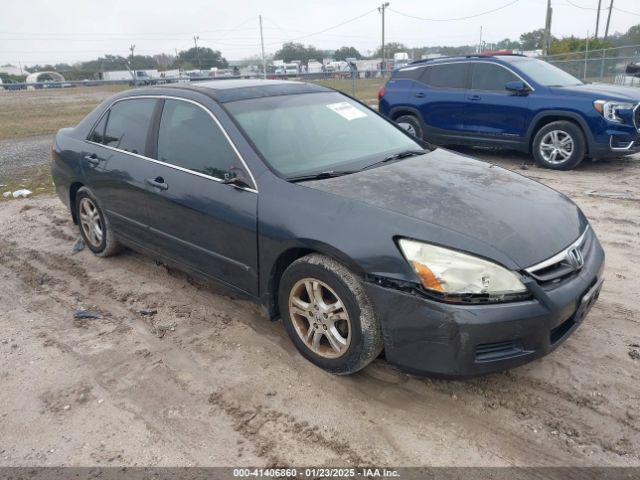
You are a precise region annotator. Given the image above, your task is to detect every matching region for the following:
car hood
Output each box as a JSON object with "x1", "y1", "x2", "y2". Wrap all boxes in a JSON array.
[
  {"x1": 303, "y1": 149, "x2": 587, "y2": 269},
  {"x1": 549, "y1": 83, "x2": 640, "y2": 102}
]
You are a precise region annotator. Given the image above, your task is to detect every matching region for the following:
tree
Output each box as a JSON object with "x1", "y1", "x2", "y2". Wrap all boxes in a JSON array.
[
  {"x1": 153, "y1": 53, "x2": 176, "y2": 68},
  {"x1": 519, "y1": 28, "x2": 548, "y2": 50},
  {"x1": 372, "y1": 42, "x2": 407, "y2": 58},
  {"x1": 549, "y1": 36, "x2": 613, "y2": 55},
  {"x1": 175, "y1": 47, "x2": 227, "y2": 70},
  {"x1": 130, "y1": 55, "x2": 159, "y2": 69},
  {"x1": 80, "y1": 55, "x2": 129, "y2": 72},
  {"x1": 333, "y1": 46, "x2": 362, "y2": 61},
  {"x1": 494, "y1": 38, "x2": 521, "y2": 50},
  {"x1": 274, "y1": 42, "x2": 324, "y2": 64},
  {"x1": 620, "y1": 24, "x2": 640, "y2": 45}
]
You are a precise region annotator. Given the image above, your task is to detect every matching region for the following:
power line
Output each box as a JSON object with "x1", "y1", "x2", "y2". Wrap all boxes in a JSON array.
[
  {"x1": 613, "y1": 5, "x2": 640, "y2": 16},
  {"x1": 559, "y1": 0, "x2": 639, "y2": 16},
  {"x1": 564, "y1": 0, "x2": 599, "y2": 10},
  {"x1": 264, "y1": 9, "x2": 377, "y2": 44},
  {"x1": 0, "y1": 27, "x2": 260, "y2": 37},
  {"x1": 388, "y1": 0, "x2": 520, "y2": 22}
]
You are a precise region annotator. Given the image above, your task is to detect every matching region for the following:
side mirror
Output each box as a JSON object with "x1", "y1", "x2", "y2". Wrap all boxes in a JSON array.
[
  {"x1": 222, "y1": 166, "x2": 252, "y2": 189},
  {"x1": 505, "y1": 80, "x2": 530, "y2": 94}
]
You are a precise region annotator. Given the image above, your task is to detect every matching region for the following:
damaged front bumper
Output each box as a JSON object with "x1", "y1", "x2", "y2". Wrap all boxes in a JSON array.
[{"x1": 364, "y1": 233, "x2": 605, "y2": 378}]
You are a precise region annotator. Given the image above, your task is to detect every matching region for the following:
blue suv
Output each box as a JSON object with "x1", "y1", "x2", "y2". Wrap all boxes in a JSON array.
[{"x1": 379, "y1": 54, "x2": 640, "y2": 170}]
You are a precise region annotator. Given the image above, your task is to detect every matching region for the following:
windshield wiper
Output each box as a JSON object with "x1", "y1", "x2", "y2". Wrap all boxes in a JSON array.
[
  {"x1": 287, "y1": 149, "x2": 428, "y2": 182},
  {"x1": 287, "y1": 170, "x2": 356, "y2": 183},
  {"x1": 362, "y1": 149, "x2": 428, "y2": 171}
]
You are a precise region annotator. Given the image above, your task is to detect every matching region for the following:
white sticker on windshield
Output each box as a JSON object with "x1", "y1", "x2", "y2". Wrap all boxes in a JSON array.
[{"x1": 326, "y1": 102, "x2": 367, "y2": 121}]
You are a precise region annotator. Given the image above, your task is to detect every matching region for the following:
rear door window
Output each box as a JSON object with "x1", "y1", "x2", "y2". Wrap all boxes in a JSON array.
[
  {"x1": 100, "y1": 98, "x2": 156, "y2": 155},
  {"x1": 156, "y1": 99, "x2": 238, "y2": 179},
  {"x1": 393, "y1": 66, "x2": 424, "y2": 81},
  {"x1": 471, "y1": 63, "x2": 520, "y2": 91},
  {"x1": 88, "y1": 112, "x2": 108, "y2": 144},
  {"x1": 419, "y1": 63, "x2": 468, "y2": 89}
]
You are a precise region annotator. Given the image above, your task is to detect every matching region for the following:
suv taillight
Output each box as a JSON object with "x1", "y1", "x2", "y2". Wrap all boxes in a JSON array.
[
  {"x1": 50, "y1": 144, "x2": 56, "y2": 162},
  {"x1": 378, "y1": 86, "x2": 385, "y2": 100}
]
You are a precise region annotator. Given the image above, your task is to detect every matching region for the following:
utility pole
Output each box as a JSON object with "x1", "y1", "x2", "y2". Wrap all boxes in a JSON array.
[
  {"x1": 543, "y1": 0, "x2": 553, "y2": 56},
  {"x1": 604, "y1": 0, "x2": 613, "y2": 39},
  {"x1": 129, "y1": 44, "x2": 136, "y2": 81},
  {"x1": 259, "y1": 15, "x2": 266, "y2": 79},
  {"x1": 584, "y1": 30, "x2": 590, "y2": 80},
  {"x1": 194, "y1": 35, "x2": 201, "y2": 72},
  {"x1": 478, "y1": 26, "x2": 483, "y2": 54},
  {"x1": 595, "y1": 0, "x2": 602, "y2": 38},
  {"x1": 378, "y1": 2, "x2": 389, "y2": 74}
]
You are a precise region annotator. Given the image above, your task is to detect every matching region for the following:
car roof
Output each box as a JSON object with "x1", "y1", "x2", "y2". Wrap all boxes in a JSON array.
[
  {"x1": 407, "y1": 54, "x2": 532, "y2": 67},
  {"x1": 149, "y1": 79, "x2": 333, "y2": 103}
]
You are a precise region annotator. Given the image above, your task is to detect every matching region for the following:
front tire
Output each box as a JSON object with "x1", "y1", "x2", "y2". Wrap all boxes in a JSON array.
[
  {"x1": 532, "y1": 121, "x2": 585, "y2": 170},
  {"x1": 75, "y1": 187, "x2": 121, "y2": 257},
  {"x1": 278, "y1": 254, "x2": 383, "y2": 375},
  {"x1": 395, "y1": 114, "x2": 424, "y2": 139}
]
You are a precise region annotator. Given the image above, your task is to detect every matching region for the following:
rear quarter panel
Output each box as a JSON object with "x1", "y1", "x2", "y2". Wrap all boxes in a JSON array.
[
  {"x1": 379, "y1": 78, "x2": 413, "y2": 117},
  {"x1": 52, "y1": 128, "x2": 87, "y2": 213}
]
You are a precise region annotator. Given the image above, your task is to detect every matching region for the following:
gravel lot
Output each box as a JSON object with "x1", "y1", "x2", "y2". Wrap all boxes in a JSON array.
[
  {"x1": 0, "y1": 144, "x2": 638, "y2": 467},
  {"x1": 0, "y1": 135, "x2": 52, "y2": 181}
]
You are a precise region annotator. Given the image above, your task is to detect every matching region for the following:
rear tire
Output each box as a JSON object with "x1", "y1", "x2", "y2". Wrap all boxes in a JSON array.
[
  {"x1": 532, "y1": 121, "x2": 585, "y2": 170},
  {"x1": 395, "y1": 114, "x2": 424, "y2": 140},
  {"x1": 75, "y1": 187, "x2": 121, "y2": 257},
  {"x1": 278, "y1": 254, "x2": 383, "y2": 375}
]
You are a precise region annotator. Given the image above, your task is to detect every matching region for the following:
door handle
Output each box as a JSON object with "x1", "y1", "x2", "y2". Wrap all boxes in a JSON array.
[
  {"x1": 468, "y1": 95, "x2": 482, "y2": 101},
  {"x1": 414, "y1": 92, "x2": 426, "y2": 98},
  {"x1": 146, "y1": 177, "x2": 168, "y2": 191},
  {"x1": 84, "y1": 154, "x2": 101, "y2": 166}
]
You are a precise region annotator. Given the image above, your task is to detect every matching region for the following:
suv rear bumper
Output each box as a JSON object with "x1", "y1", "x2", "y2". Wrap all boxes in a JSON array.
[{"x1": 365, "y1": 231, "x2": 605, "y2": 378}]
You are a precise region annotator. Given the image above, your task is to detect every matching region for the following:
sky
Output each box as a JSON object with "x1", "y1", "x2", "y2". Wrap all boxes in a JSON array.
[{"x1": 1, "y1": 0, "x2": 639, "y2": 67}]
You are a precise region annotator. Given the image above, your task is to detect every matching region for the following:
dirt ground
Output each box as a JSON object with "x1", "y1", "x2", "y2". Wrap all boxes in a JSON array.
[{"x1": 0, "y1": 149, "x2": 638, "y2": 468}]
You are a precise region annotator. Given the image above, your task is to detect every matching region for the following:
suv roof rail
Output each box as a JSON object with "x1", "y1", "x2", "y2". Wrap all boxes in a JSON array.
[{"x1": 408, "y1": 52, "x2": 527, "y2": 66}]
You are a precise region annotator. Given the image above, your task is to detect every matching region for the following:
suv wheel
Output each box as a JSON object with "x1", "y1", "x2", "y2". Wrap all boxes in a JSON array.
[
  {"x1": 278, "y1": 254, "x2": 383, "y2": 375},
  {"x1": 395, "y1": 114, "x2": 423, "y2": 139},
  {"x1": 532, "y1": 121, "x2": 585, "y2": 170}
]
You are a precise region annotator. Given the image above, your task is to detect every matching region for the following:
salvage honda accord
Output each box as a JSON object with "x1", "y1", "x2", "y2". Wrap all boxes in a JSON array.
[{"x1": 51, "y1": 80, "x2": 604, "y2": 377}]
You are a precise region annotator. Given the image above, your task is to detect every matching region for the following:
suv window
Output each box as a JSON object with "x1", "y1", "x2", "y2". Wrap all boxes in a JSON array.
[
  {"x1": 419, "y1": 63, "x2": 467, "y2": 89},
  {"x1": 471, "y1": 63, "x2": 519, "y2": 91},
  {"x1": 157, "y1": 99, "x2": 237, "y2": 179},
  {"x1": 393, "y1": 66, "x2": 423, "y2": 81},
  {"x1": 101, "y1": 98, "x2": 156, "y2": 155}
]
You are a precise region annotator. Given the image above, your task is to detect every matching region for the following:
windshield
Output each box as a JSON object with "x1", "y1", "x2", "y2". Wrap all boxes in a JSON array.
[
  {"x1": 511, "y1": 58, "x2": 583, "y2": 87},
  {"x1": 225, "y1": 92, "x2": 420, "y2": 178}
]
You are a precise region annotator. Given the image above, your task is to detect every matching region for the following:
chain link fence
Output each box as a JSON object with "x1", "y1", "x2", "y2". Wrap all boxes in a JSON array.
[
  {"x1": 0, "y1": 70, "x2": 392, "y2": 104},
  {"x1": 3, "y1": 44, "x2": 639, "y2": 98},
  {"x1": 541, "y1": 44, "x2": 640, "y2": 86}
]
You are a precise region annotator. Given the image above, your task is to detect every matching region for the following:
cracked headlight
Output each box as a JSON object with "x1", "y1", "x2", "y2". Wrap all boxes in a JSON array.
[
  {"x1": 593, "y1": 100, "x2": 636, "y2": 124},
  {"x1": 398, "y1": 239, "x2": 527, "y2": 300}
]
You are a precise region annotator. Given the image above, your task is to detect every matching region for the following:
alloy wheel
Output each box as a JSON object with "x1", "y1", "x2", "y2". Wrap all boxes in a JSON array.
[
  {"x1": 288, "y1": 278, "x2": 351, "y2": 359},
  {"x1": 78, "y1": 197, "x2": 103, "y2": 248},
  {"x1": 398, "y1": 122, "x2": 417, "y2": 136},
  {"x1": 539, "y1": 130, "x2": 574, "y2": 164}
]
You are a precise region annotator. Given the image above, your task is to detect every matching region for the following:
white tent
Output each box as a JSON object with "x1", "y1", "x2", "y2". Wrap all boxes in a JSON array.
[{"x1": 25, "y1": 71, "x2": 65, "y2": 83}]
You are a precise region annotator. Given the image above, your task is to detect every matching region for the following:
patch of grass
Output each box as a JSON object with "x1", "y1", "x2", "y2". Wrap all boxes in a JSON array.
[
  {"x1": 0, "y1": 79, "x2": 384, "y2": 142},
  {"x1": 0, "y1": 85, "x2": 129, "y2": 140},
  {"x1": 309, "y1": 78, "x2": 385, "y2": 103},
  {"x1": 0, "y1": 165, "x2": 55, "y2": 201}
]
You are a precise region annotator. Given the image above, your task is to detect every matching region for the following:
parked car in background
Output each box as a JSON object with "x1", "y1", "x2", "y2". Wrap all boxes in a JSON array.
[
  {"x1": 379, "y1": 54, "x2": 640, "y2": 170},
  {"x1": 51, "y1": 80, "x2": 604, "y2": 377}
]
